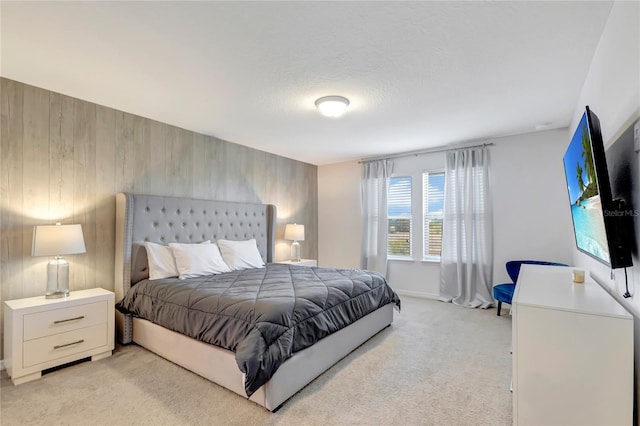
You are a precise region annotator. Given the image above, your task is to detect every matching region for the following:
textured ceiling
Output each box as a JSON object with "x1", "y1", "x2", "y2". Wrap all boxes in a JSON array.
[{"x1": 1, "y1": 1, "x2": 613, "y2": 165}]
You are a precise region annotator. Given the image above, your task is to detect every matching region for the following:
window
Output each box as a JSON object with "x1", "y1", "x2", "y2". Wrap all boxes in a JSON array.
[
  {"x1": 386, "y1": 170, "x2": 445, "y2": 262},
  {"x1": 423, "y1": 171, "x2": 445, "y2": 259},
  {"x1": 387, "y1": 176, "x2": 412, "y2": 257}
]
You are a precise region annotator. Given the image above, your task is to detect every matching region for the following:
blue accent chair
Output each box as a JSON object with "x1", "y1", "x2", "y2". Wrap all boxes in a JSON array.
[{"x1": 494, "y1": 260, "x2": 568, "y2": 316}]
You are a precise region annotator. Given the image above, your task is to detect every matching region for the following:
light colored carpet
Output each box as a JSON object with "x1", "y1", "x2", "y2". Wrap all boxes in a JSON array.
[{"x1": 1, "y1": 297, "x2": 512, "y2": 425}]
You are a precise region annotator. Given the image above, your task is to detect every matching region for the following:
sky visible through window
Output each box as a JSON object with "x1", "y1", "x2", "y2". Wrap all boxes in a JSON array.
[
  {"x1": 388, "y1": 176, "x2": 411, "y2": 216},
  {"x1": 426, "y1": 173, "x2": 445, "y2": 212},
  {"x1": 388, "y1": 175, "x2": 444, "y2": 215}
]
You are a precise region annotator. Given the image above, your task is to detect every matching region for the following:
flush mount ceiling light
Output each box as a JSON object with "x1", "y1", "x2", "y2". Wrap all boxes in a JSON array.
[{"x1": 315, "y1": 95, "x2": 350, "y2": 118}]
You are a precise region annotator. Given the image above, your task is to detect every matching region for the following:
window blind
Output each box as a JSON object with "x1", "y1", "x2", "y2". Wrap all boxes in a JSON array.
[
  {"x1": 387, "y1": 176, "x2": 412, "y2": 257},
  {"x1": 423, "y1": 171, "x2": 445, "y2": 258}
]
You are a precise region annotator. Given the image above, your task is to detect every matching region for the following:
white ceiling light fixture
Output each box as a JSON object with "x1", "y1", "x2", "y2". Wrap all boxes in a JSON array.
[{"x1": 315, "y1": 95, "x2": 350, "y2": 118}]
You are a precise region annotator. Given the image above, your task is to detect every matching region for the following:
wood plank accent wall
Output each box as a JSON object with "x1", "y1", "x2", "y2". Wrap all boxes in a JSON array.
[{"x1": 0, "y1": 78, "x2": 318, "y2": 356}]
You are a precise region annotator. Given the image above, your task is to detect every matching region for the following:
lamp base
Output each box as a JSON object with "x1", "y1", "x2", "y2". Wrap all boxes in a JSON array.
[
  {"x1": 46, "y1": 257, "x2": 70, "y2": 299},
  {"x1": 290, "y1": 240, "x2": 301, "y2": 262},
  {"x1": 45, "y1": 289, "x2": 70, "y2": 299}
]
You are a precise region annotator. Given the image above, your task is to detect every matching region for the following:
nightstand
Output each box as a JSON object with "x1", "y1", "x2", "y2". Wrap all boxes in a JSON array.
[
  {"x1": 3, "y1": 288, "x2": 115, "y2": 385},
  {"x1": 276, "y1": 259, "x2": 317, "y2": 267}
]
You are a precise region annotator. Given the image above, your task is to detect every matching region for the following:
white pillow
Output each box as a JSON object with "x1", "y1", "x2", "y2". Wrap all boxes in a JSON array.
[
  {"x1": 217, "y1": 239, "x2": 265, "y2": 271},
  {"x1": 145, "y1": 240, "x2": 210, "y2": 280},
  {"x1": 170, "y1": 242, "x2": 231, "y2": 279},
  {"x1": 145, "y1": 242, "x2": 179, "y2": 280}
]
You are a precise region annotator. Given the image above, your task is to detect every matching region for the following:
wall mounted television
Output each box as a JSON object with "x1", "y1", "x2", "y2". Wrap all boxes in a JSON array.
[{"x1": 562, "y1": 106, "x2": 632, "y2": 269}]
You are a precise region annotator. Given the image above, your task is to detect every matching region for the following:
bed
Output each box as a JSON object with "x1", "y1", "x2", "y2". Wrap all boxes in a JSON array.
[{"x1": 114, "y1": 193, "x2": 399, "y2": 411}]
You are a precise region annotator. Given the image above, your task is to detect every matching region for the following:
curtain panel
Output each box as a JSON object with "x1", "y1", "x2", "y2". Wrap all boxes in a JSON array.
[
  {"x1": 361, "y1": 159, "x2": 393, "y2": 276},
  {"x1": 439, "y1": 146, "x2": 494, "y2": 308}
]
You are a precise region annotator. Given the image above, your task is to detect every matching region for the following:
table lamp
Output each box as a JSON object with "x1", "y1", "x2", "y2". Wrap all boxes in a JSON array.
[
  {"x1": 284, "y1": 223, "x2": 305, "y2": 262},
  {"x1": 32, "y1": 223, "x2": 86, "y2": 298}
]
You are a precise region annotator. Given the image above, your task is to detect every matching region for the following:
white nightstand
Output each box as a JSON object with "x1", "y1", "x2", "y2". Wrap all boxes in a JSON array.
[
  {"x1": 3, "y1": 288, "x2": 115, "y2": 385},
  {"x1": 276, "y1": 259, "x2": 317, "y2": 267}
]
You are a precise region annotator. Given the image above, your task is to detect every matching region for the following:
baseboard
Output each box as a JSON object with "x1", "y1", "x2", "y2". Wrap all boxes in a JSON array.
[{"x1": 395, "y1": 289, "x2": 439, "y2": 300}]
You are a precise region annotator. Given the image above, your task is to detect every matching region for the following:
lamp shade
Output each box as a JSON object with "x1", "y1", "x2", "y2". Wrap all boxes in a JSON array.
[
  {"x1": 32, "y1": 224, "x2": 86, "y2": 256},
  {"x1": 284, "y1": 223, "x2": 305, "y2": 241}
]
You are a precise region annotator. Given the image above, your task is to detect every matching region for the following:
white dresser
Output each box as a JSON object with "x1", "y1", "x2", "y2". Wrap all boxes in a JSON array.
[
  {"x1": 4, "y1": 288, "x2": 115, "y2": 385},
  {"x1": 512, "y1": 264, "x2": 633, "y2": 425}
]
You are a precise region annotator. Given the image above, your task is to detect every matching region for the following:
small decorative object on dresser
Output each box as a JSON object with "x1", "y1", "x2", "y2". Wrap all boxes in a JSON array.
[
  {"x1": 31, "y1": 223, "x2": 86, "y2": 298},
  {"x1": 3, "y1": 288, "x2": 115, "y2": 385},
  {"x1": 284, "y1": 223, "x2": 305, "y2": 262},
  {"x1": 276, "y1": 259, "x2": 317, "y2": 267}
]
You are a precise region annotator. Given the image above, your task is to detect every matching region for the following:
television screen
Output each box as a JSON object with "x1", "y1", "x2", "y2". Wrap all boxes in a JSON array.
[
  {"x1": 563, "y1": 106, "x2": 632, "y2": 269},
  {"x1": 563, "y1": 112, "x2": 610, "y2": 264}
]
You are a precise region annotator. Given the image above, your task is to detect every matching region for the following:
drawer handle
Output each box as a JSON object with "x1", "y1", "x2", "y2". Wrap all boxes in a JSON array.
[
  {"x1": 53, "y1": 316, "x2": 85, "y2": 324},
  {"x1": 53, "y1": 339, "x2": 84, "y2": 350}
]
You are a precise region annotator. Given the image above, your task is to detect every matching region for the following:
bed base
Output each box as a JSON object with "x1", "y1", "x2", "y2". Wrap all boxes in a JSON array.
[{"x1": 132, "y1": 303, "x2": 393, "y2": 411}]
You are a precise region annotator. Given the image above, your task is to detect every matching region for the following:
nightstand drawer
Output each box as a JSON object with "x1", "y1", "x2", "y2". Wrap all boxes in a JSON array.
[
  {"x1": 23, "y1": 301, "x2": 108, "y2": 341},
  {"x1": 23, "y1": 324, "x2": 107, "y2": 368}
]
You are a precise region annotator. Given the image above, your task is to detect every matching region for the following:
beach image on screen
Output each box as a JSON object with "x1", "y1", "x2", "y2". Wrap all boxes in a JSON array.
[{"x1": 563, "y1": 114, "x2": 610, "y2": 263}]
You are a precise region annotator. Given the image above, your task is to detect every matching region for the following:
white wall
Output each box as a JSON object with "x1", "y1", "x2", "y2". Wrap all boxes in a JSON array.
[
  {"x1": 568, "y1": 1, "x2": 640, "y2": 415},
  {"x1": 317, "y1": 161, "x2": 363, "y2": 269},
  {"x1": 492, "y1": 129, "x2": 574, "y2": 283},
  {"x1": 317, "y1": 128, "x2": 574, "y2": 298},
  {"x1": 570, "y1": 0, "x2": 640, "y2": 323}
]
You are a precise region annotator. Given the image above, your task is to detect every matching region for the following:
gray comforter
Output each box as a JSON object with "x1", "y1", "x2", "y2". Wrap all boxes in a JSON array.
[{"x1": 116, "y1": 263, "x2": 401, "y2": 396}]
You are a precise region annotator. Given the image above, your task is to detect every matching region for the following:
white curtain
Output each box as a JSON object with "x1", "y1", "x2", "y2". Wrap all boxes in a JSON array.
[
  {"x1": 361, "y1": 159, "x2": 393, "y2": 276},
  {"x1": 439, "y1": 146, "x2": 493, "y2": 308}
]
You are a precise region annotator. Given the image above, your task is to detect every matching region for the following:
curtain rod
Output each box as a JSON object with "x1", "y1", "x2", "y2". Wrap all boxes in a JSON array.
[{"x1": 358, "y1": 142, "x2": 495, "y2": 164}]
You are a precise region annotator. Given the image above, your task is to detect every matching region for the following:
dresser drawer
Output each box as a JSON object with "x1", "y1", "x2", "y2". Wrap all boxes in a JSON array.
[
  {"x1": 23, "y1": 324, "x2": 107, "y2": 368},
  {"x1": 23, "y1": 301, "x2": 108, "y2": 341}
]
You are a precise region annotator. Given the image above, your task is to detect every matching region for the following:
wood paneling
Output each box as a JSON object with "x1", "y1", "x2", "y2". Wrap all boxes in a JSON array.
[
  {"x1": 22, "y1": 85, "x2": 50, "y2": 296},
  {"x1": 0, "y1": 77, "x2": 318, "y2": 356},
  {"x1": 1, "y1": 79, "x2": 25, "y2": 304},
  {"x1": 94, "y1": 105, "x2": 116, "y2": 293},
  {"x1": 73, "y1": 99, "x2": 97, "y2": 290}
]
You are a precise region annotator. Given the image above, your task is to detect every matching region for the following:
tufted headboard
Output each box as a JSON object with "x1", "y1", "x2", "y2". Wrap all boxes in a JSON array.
[{"x1": 114, "y1": 193, "x2": 277, "y2": 343}]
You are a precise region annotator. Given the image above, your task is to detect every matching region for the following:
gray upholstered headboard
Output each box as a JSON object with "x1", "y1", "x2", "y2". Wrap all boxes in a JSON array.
[{"x1": 114, "y1": 193, "x2": 277, "y2": 343}]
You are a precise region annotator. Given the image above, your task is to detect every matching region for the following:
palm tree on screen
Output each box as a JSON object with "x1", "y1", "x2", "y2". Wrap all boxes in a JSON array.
[
  {"x1": 576, "y1": 162, "x2": 585, "y2": 196},
  {"x1": 581, "y1": 124, "x2": 595, "y2": 186}
]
